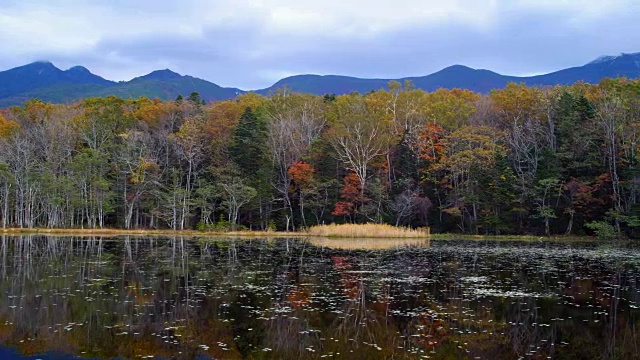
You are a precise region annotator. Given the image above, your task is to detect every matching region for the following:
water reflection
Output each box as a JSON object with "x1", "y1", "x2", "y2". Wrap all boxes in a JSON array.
[
  {"x1": 0, "y1": 236, "x2": 638, "y2": 359},
  {"x1": 309, "y1": 237, "x2": 430, "y2": 250}
]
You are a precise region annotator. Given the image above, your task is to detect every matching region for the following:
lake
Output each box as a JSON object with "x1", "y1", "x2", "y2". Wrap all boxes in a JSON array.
[{"x1": 0, "y1": 235, "x2": 639, "y2": 359}]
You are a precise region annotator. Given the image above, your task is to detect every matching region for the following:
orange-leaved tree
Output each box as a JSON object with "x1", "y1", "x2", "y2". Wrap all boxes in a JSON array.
[
  {"x1": 288, "y1": 161, "x2": 316, "y2": 227},
  {"x1": 332, "y1": 172, "x2": 366, "y2": 221}
]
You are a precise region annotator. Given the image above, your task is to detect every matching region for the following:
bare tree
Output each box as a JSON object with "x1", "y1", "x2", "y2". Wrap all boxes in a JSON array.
[
  {"x1": 328, "y1": 94, "x2": 394, "y2": 196},
  {"x1": 266, "y1": 92, "x2": 325, "y2": 230},
  {"x1": 217, "y1": 175, "x2": 256, "y2": 229}
]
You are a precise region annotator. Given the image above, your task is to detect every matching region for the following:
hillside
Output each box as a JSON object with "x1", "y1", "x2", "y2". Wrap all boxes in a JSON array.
[
  {"x1": 1, "y1": 53, "x2": 639, "y2": 107},
  {"x1": 257, "y1": 53, "x2": 640, "y2": 94},
  {"x1": 0, "y1": 64, "x2": 243, "y2": 108}
]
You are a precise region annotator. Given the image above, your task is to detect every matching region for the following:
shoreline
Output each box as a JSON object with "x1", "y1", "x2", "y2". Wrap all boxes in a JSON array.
[
  {"x1": 0, "y1": 227, "x2": 309, "y2": 237},
  {"x1": 431, "y1": 233, "x2": 598, "y2": 242},
  {"x1": 0, "y1": 227, "x2": 600, "y2": 241}
]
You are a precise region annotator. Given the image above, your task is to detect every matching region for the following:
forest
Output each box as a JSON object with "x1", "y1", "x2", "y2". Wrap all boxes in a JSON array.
[{"x1": 0, "y1": 79, "x2": 639, "y2": 237}]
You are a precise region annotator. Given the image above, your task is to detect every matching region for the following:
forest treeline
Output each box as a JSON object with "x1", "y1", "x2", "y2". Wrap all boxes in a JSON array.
[{"x1": 0, "y1": 79, "x2": 639, "y2": 237}]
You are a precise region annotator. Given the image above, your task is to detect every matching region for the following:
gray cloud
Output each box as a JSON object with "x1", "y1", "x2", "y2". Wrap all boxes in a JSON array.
[{"x1": 0, "y1": 0, "x2": 638, "y2": 89}]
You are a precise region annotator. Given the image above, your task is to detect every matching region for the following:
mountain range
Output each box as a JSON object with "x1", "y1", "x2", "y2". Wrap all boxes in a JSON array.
[{"x1": 1, "y1": 52, "x2": 639, "y2": 107}]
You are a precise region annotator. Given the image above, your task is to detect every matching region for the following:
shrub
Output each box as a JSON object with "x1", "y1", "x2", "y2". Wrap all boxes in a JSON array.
[{"x1": 585, "y1": 221, "x2": 618, "y2": 239}]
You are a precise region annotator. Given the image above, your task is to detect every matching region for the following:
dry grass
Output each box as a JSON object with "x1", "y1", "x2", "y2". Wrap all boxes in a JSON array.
[
  {"x1": 306, "y1": 223, "x2": 430, "y2": 238},
  {"x1": 0, "y1": 224, "x2": 430, "y2": 239},
  {"x1": 0, "y1": 227, "x2": 307, "y2": 238}
]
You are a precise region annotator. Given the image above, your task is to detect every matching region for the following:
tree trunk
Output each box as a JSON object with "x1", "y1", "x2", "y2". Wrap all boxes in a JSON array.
[
  {"x1": 565, "y1": 211, "x2": 574, "y2": 235},
  {"x1": 1, "y1": 183, "x2": 8, "y2": 229},
  {"x1": 544, "y1": 217, "x2": 550, "y2": 237}
]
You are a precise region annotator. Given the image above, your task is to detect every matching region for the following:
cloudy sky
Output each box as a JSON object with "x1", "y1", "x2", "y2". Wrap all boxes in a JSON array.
[{"x1": 1, "y1": 0, "x2": 639, "y2": 89}]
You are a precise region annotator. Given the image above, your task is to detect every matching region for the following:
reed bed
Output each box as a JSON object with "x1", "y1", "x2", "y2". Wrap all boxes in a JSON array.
[
  {"x1": 1, "y1": 224, "x2": 430, "y2": 239},
  {"x1": 306, "y1": 223, "x2": 430, "y2": 238}
]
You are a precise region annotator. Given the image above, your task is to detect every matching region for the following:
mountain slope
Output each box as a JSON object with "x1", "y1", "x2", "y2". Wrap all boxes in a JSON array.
[
  {"x1": 117, "y1": 70, "x2": 242, "y2": 100},
  {"x1": 0, "y1": 61, "x2": 113, "y2": 99},
  {"x1": 257, "y1": 74, "x2": 390, "y2": 96},
  {"x1": 526, "y1": 53, "x2": 640, "y2": 85},
  {"x1": 257, "y1": 53, "x2": 640, "y2": 95},
  {"x1": 1, "y1": 52, "x2": 639, "y2": 107},
  {"x1": 0, "y1": 65, "x2": 243, "y2": 107},
  {"x1": 406, "y1": 65, "x2": 521, "y2": 93}
]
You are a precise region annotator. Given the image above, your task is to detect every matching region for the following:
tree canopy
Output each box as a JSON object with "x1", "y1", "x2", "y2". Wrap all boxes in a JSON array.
[{"x1": 1, "y1": 78, "x2": 639, "y2": 237}]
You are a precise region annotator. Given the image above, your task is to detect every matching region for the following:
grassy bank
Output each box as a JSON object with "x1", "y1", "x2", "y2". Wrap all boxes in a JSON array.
[
  {"x1": 0, "y1": 227, "x2": 306, "y2": 237},
  {"x1": 0, "y1": 224, "x2": 431, "y2": 239},
  {"x1": 0, "y1": 226, "x2": 600, "y2": 242}
]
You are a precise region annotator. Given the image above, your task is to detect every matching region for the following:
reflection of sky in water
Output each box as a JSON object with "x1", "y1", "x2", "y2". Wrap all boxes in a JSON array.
[{"x1": 0, "y1": 236, "x2": 639, "y2": 359}]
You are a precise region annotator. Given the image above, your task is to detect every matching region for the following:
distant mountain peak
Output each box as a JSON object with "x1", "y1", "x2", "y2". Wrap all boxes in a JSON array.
[
  {"x1": 588, "y1": 52, "x2": 640, "y2": 65},
  {"x1": 30, "y1": 60, "x2": 54, "y2": 65},
  {"x1": 442, "y1": 64, "x2": 474, "y2": 70},
  {"x1": 141, "y1": 69, "x2": 183, "y2": 80},
  {"x1": 1, "y1": 51, "x2": 640, "y2": 108},
  {"x1": 22, "y1": 61, "x2": 58, "y2": 72},
  {"x1": 63, "y1": 65, "x2": 112, "y2": 85},
  {"x1": 589, "y1": 55, "x2": 616, "y2": 65},
  {"x1": 435, "y1": 64, "x2": 478, "y2": 73},
  {"x1": 66, "y1": 65, "x2": 91, "y2": 73}
]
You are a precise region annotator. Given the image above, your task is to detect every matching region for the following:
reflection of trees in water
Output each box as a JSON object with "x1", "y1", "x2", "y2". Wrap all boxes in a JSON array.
[
  {"x1": 0, "y1": 236, "x2": 639, "y2": 359},
  {"x1": 262, "y1": 242, "x2": 319, "y2": 358},
  {"x1": 375, "y1": 246, "x2": 640, "y2": 360},
  {"x1": 320, "y1": 255, "x2": 421, "y2": 359},
  {"x1": 553, "y1": 271, "x2": 640, "y2": 359},
  {"x1": 0, "y1": 235, "x2": 229, "y2": 358}
]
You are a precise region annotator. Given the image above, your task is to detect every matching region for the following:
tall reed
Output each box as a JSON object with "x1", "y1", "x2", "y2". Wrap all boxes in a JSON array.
[{"x1": 306, "y1": 223, "x2": 429, "y2": 238}]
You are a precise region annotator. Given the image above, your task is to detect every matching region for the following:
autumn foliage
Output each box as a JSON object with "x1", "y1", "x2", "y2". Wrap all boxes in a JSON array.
[
  {"x1": 332, "y1": 172, "x2": 364, "y2": 217},
  {"x1": 288, "y1": 161, "x2": 314, "y2": 190},
  {"x1": 0, "y1": 78, "x2": 638, "y2": 236},
  {"x1": 0, "y1": 113, "x2": 19, "y2": 138},
  {"x1": 418, "y1": 122, "x2": 445, "y2": 163}
]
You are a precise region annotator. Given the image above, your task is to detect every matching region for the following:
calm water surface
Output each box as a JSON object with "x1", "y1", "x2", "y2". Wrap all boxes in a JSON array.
[{"x1": 0, "y1": 236, "x2": 639, "y2": 359}]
